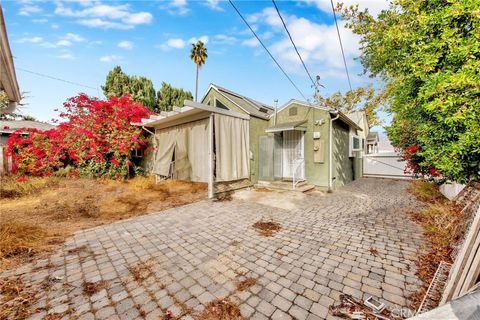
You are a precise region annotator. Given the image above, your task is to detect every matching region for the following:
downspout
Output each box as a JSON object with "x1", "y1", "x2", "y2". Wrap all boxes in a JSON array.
[
  {"x1": 208, "y1": 113, "x2": 214, "y2": 199},
  {"x1": 329, "y1": 111, "x2": 340, "y2": 192}
]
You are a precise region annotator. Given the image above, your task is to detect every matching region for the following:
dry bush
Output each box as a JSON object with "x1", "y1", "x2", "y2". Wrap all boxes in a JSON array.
[
  {"x1": 0, "y1": 277, "x2": 37, "y2": 320},
  {"x1": 236, "y1": 277, "x2": 257, "y2": 291},
  {"x1": 196, "y1": 298, "x2": 244, "y2": 320},
  {"x1": 0, "y1": 176, "x2": 59, "y2": 199},
  {"x1": 254, "y1": 187, "x2": 272, "y2": 193},
  {"x1": 252, "y1": 219, "x2": 282, "y2": 237},
  {"x1": 0, "y1": 220, "x2": 48, "y2": 263},
  {"x1": 408, "y1": 180, "x2": 447, "y2": 204},
  {"x1": 407, "y1": 180, "x2": 463, "y2": 310},
  {"x1": 82, "y1": 280, "x2": 108, "y2": 296}
]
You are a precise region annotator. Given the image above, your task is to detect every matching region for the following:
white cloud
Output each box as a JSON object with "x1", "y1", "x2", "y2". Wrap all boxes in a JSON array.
[
  {"x1": 40, "y1": 33, "x2": 86, "y2": 48},
  {"x1": 165, "y1": 38, "x2": 186, "y2": 49},
  {"x1": 213, "y1": 34, "x2": 236, "y2": 45},
  {"x1": 55, "y1": 39, "x2": 72, "y2": 47},
  {"x1": 302, "y1": 0, "x2": 390, "y2": 18},
  {"x1": 118, "y1": 40, "x2": 134, "y2": 50},
  {"x1": 19, "y1": 3, "x2": 42, "y2": 16},
  {"x1": 54, "y1": 2, "x2": 153, "y2": 29},
  {"x1": 188, "y1": 36, "x2": 209, "y2": 45},
  {"x1": 64, "y1": 33, "x2": 86, "y2": 42},
  {"x1": 57, "y1": 52, "x2": 75, "y2": 60},
  {"x1": 204, "y1": 0, "x2": 223, "y2": 11},
  {"x1": 244, "y1": 7, "x2": 362, "y2": 79},
  {"x1": 17, "y1": 36, "x2": 43, "y2": 44},
  {"x1": 167, "y1": 0, "x2": 189, "y2": 16},
  {"x1": 242, "y1": 37, "x2": 259, "y2": 47},
  {"x1": 100, "y1": 55, "x2": 123, "y2": 63}
]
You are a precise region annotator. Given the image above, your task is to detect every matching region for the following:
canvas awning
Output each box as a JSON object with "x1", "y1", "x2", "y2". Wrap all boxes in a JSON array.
[{"x1": 265, "y1": 120, "x2": 307, "y2": 133}]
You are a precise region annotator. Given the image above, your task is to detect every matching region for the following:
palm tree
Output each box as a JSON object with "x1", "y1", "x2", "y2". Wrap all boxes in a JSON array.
[{"x1": 190, "y1": 40, "x2": 208, "y2": 102}]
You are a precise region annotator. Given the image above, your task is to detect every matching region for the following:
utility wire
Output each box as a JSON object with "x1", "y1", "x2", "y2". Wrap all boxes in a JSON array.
[
  {"x1": 330, "y1": 0, "x2": 352, "y2": 91},
  {"x1": 271, "y1": 0, "x2": 316, "y2": 88},
  {"x1": 17, "y1": 67, "x2": 99, "y2": 92},
  {"x1": 228, "y1": 0, "x2": 308, "y2": 101}
]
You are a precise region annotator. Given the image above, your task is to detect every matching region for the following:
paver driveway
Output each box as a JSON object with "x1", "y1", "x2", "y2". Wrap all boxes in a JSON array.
[{"x1": 3, "y1": 178, "x2": 425, "y2": 320}]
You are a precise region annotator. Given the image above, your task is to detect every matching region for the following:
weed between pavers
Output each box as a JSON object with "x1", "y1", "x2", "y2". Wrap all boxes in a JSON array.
[
  {"x1": 82, "y1": 280, "x2": 107, "y2": 296},
  {"x1": 236, "y1": 277, "x2": 257, "y2": 291},
  {"x1": 196, "y1": 298, "x2": 244, "y2": 320},
  {"x1": 128, "y1": 259, "x2": 155, "y2": 282},
  {"x1": 252, "y1": 219, "x2": 282, "y2": 237},
  {"x1": 0, "y1": 277, "x2": 37, "y2": 320}
]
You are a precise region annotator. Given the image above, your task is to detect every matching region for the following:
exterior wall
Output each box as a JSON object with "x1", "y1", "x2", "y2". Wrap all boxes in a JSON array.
[
  {"x1": 201, "y1": 87, "x2": 269, "y2": 184},
  {"x1": 270, "y1": 103, "x2": 331, "y2": 188},
  {"x1": 333, "y1": 121, "x2": 353, "y2": 188}
]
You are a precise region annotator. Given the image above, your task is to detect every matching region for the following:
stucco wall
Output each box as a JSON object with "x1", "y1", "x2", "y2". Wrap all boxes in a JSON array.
[
  {"x1": 333, "y1": 121, "x2": 353, "y2": 188},
  {"x1": 270, "y1": 103, "x2": 331, "y2": 188}
]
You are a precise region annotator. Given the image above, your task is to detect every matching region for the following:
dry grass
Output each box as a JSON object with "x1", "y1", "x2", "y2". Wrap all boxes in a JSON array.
[
  {"x1": 82, "y1": 280, "x2": 108, "y2": 296},
  {"x1": 407, "y1": 179, "x2": 463, "y2": 310},
  {"x1": 0, "y1": 277, "x2": 37, "y2": 320},
  {"x1": 408, "y1": 180, "x2": 447, "y2": 204},
  {"x1": 129, "y1": 259, "x2": 155, "y2": 282},
  {"x1": 0, "y1": 176, "x2": 206, "y2": 272},
  {"x1": 254, "y1": 187, "x2": 272, "y2": 193},
  {"x1": 236, "y1": 277, "x2": 257, "y2": 291},
  {"x1": 195, "y1": 298, "x2": 244, "y2": 320},
  {"x1": 252, "y1": 219, "x2": 282, "y2": 237}
]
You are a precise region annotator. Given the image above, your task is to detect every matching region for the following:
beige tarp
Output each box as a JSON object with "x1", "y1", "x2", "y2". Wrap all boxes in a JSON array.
[
  {"x1": 214, "y1": 114, "x2": 250, "y2": 181},
  {"x1": 154, "y1": 119, "x2": 209, "y2": 182}
]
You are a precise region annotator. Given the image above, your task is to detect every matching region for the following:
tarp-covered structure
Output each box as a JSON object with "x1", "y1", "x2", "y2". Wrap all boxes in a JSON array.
[{"x1": 136, "y1": 100, "x2": 250, "y2": 197}]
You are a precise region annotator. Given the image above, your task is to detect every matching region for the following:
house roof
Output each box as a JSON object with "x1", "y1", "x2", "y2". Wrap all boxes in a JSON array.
[
  {"x1": 265, "y1": 120, "x2": 307, "y2": 133},
  {"x1": 0, "y1": 120, "x2": 55, "y2": 134},
  {"x1": 206, "y1": 84, "x2": 274, "y2": 119},
  {"x1": 0, "y1": 6, "x2": 21, "y2": 112},
  {"x1": 367, "y1": 132, "x2": 380, "y2": 141},
  {"x1": 134, "y1": 100, "x2": 250, "y2": 129},
  {"x1": 330, "y1": 111, "x2": 363, "y2": 131}
]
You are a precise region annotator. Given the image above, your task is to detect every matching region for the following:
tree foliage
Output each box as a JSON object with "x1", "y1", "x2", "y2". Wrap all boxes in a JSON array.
[
  {"x1": 318, "y1": 86, "x2": 387, "y2": 127},
  {"x1": 157, "y1": 82, "x2": 193, "y2": 112},
  {"x1": 341, "y1": 0, "x2": 480, "y2": 183},
  {"x1": 190, "y1": 40, "x2": 208, "y2": 101},
  {"x1": 102, "y1": 66, "x2": 157, "y2": 112},
  {"x1": 6, "y1": 94, "x2": 151, "y2": 179}
]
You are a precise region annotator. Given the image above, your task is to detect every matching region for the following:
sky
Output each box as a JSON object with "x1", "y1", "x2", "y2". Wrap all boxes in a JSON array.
[{"x1": 3, "y1": 0, "x2": 391, "y2": 130}]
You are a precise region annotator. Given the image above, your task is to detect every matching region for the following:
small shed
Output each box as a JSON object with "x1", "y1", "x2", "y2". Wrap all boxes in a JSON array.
[{"x1": 138, "y1": 100, "x2": 250, "y2": 198}]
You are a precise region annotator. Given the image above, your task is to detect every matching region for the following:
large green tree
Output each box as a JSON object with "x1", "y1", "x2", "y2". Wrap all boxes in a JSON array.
[
  {"x1": 341, "y1": 0, "x2": 480, "y2": 183},
  {"x1": 102, "y1": 66, "x2": 157, "y2": 112},
  {"x1": 190, "y1": 41, "x2": 208, "y2": 102},
  {"x1": 157, "y1": 82, "x2": 193, "y2": 112},
  {"x1": 318, "y1": 86, "x2": 387, "y2": 128}
]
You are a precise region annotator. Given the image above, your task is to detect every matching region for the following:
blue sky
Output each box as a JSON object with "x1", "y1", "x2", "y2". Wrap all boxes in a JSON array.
[{"x1": 3, "y1": 0, "x2": 390, "y2": 129}]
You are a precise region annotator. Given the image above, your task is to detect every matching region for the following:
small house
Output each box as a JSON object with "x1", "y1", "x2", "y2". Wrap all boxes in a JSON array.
[{"x1": 139, "y1": 84, "x2": 366, "y2": 197}]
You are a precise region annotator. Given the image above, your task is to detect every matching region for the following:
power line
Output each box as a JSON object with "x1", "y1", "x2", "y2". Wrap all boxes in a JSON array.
[
  {"x1": 16, "y1": 67, "x2": 100, "y2": 92},
  {"x1": 330, "y1": 0, "x2": 353, "y2": 91},
  {"x1": 228, "y1": 0, "x2": 308, "y2": 101},
  {"x1": 271, "y1": 0, "x2": 316, "y2": 88}
]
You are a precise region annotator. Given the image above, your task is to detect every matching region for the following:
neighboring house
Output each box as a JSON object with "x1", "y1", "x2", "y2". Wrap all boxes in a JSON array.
[
  {"x1": 139, "y1": 84, "x2": 365, "y2": 195},
  {"x1": 0, "y1": 5, "x2": 21, "y2": 114},
  {"x1": 0, "y1": 120, "x2": 55, "y2": 174},
  {"x1": 366, "y1": 132, "x2": 380, "y2": 154}
]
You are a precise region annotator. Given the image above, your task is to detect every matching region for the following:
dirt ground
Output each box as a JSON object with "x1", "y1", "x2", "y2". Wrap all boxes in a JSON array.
[{"x1": 0, "y1": 176, "x2": 206, "y2": 272}]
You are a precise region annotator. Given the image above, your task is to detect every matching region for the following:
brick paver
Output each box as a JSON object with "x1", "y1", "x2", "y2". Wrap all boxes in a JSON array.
[{"x1": 1, "y1": 178, "x2": 425, "y2": 319}]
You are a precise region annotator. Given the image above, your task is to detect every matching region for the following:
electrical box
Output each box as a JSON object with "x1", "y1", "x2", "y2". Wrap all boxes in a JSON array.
[
  {"x1": 313, "y1": 140, "x2": 325, "y2": 163},
  {"x1": 313, "y1": 132, "x2": 321, "y2": 139}
]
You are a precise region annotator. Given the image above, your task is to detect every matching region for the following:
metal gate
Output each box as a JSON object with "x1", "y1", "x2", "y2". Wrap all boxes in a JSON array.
[{"x1": 363, "y1": 152, "x2": 413, "y2": 179}]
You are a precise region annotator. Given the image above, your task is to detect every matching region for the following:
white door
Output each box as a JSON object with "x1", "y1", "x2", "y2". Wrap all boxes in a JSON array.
[{"x1": 282, "y1": 130, "x2": 304, "y2": 179}]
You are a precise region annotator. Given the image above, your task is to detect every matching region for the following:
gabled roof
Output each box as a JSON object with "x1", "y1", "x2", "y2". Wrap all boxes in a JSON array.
[
  {"x1": 204, "y1": 84, "x2": 274, "y2": 119},
  {"x1": 0, "y1": 120, "x2": 55, "y2": 134},
  {"x1": 346, "y1": 111, "x2": 369, "y2": 135},
  {"x1": 367, "y1": 132, "x2": 380, "y2": 141},
  {"x1": 265, "y1": 120, "x2": 307, "y2": 133}
]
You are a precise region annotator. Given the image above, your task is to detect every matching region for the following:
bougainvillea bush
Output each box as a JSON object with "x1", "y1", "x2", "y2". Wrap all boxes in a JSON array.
[{"x1": 6, "y1": 94, "x2": 152, "y2": 179}]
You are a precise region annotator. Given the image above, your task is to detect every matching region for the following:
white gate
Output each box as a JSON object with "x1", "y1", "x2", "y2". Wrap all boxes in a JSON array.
[
  {"x1": 363, "y1": 152, "x2": 413, "y2": 179},
  {"x1": 282, "y1": 130, "x2": 304, "y2": 180}
]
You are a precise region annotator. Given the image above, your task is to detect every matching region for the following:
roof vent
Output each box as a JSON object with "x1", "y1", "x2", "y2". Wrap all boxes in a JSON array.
[
  {"x1": 289, "y1": 107, "x2": 298, "y2": 116},
  {"x1": 259, "y1": 107, "x2": 269, "y2": 113}
]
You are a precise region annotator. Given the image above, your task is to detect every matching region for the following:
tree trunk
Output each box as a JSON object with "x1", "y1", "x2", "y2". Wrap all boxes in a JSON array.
[{"x1": 195, "y1": 64, "x2": 199, "y2": 102}]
